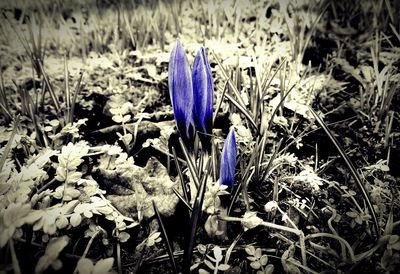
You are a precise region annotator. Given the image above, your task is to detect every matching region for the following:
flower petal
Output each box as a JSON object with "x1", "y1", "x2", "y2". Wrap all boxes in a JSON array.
[
  {"x1": 168, "y1": 41, "x2": 194, "y2": 146},
  {"x1": 192, "y1": 47, "x2": 213, "y2": 134},
  {"x1": 192, "y1": 47, "x2": 214, "y2": 151},
  {"x1": 219, "y1": 128, "x2": 236, "y2": 188}
]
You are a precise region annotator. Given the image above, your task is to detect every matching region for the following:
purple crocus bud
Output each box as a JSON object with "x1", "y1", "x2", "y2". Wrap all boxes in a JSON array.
[
  {"x1": 168, "y1": 41, "x2": 194, "y2": 147},
  {"x1": 219, "y1": 128, "x2": 236, "y2": 188},
  {"x1": 192, "y1": 47, "x2": 214, "y2": 151}
]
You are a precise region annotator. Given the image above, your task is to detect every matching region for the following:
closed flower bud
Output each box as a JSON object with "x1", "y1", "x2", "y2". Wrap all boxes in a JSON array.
[
  {"x1": 219, "y1": 128, "x2": 236, "y2": 188},
  {"x1": 192, "y1": 47, "x2": 214, "y2": 151},
  {"x1": 168, "y1": 41, "x2": 194, "y2": 148}
]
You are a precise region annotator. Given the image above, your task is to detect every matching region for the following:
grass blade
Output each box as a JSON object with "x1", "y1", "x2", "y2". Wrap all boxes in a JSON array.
[
  {"x1": 309, "y1": 108, "x2": 379, "y2": 237},
  {"x1": 172, "y1": 147, "x2": 190, "y2": 204},
  {"x1": 224, "y1": 92, "x2": 259, "y2": 134},
  {"x1": 0, "y1": 69, "x2": 12, "y2": 123},
  {"x1": 256, "y1": 130, "x2": 269, "y2": 178},
  {"x1": 182, "y1": 159, "x2": 211, "y2": 273},
  {"x1": 224, "y1": 231, "x2": 244, "y2": 265},
  {"x1": 178, "y1": 138, "x2": 201, "y2": 189},
  {"x1": 38, "y1": 62, "x2": 61, "y2": 113},
  {"x1": 228, "y1": 168, "x2": 253, "y2": 215},
  {"x1": 210, "y1": 50, "x2": 246, "y2": 108},
  {"x1": 152, "y1": 201, "x2": 178, "y2": 274},
  {"x1": 64, "y1": 54, "x2": 70, "y2": 118},
  {"x1": 212, "y1": 80, "x2": 228, "y2": 126},
  {"x1": 211, "y1": 138, "x2": 218, "y2": 182},
  {"x1": 261, "y1": 139, "x2": 283, "y2": 183},
  {"x1": 300, "y1": 3, "x2": 329, "y2": 62},
  {"x1": 261, "y1": 58, "x2": 288, "y2": 99},
  {"x1": 267, "y1": 83, "x2": 296, "y2": 132},
  {"x1": 172, "y1": 187, "x2": 192, "y2": 212},
  {"x1": 70, "y1": 69, "x2": 84, "y2": 123},
  {"x1": 211, "y1": 50, "x2": 259, "y2": 134},
  {"x1": 383, "y1": 205, "x2": 393, "y2": 236},
  {"x1": 0, "y1": 116, "x2": 19, "y2": 172}
]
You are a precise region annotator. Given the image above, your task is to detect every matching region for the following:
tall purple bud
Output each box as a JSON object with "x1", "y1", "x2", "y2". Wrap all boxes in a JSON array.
[
  {"x1": 168, "y1": 41, "x2": 194, "y2": 148},
  {"x1": 192, "y1": 47, "x2": 214, "y2": 152},
  {"x1": 219, "y1": 128, "x2": 236, "y2": 189}
]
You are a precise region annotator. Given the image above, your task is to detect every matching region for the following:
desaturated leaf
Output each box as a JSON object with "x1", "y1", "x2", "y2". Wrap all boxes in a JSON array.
[
  {"x1": 122, "y1": 115, "x2": 131, "y2": 123},
  {"x1": 53, "y1": 186, "x2": 63, "y2": 199},
  {"x1": 31, "y1": 148, "x2": 57, "y2": 168},
  {"x1": 66, "y1": 171, "x2": 83, "y2": 184},
  {"x1": 146, "y1": 232, "x2": 161, "y2": 246},
  {"x1": 92, "y1": 258, "x2": 114, "y2": 274},
  {"x1": 44, "y1": 223, "x2": 57, "y2": 235},
  {"x1": 379, "y1": 164, "x2": 390, "y2": 172},
  {"x1": 346, "y1": 211, "x2": 358, "y2": 218},
  {"x1": 77, "y1": 258, "x2": 94, "y2": 274},
  {"x1": 389, "y1": 235, "x2": 399, "y2": 245},
  {"x1": 241, "y1": 212, "x2": 263, "y2": 231},
  {"x1": 255, "y1": 248, "x2": 262, "y2": 259},
  {"x1": 49, "y1": 119, "x2": 60, "y2": 127},
  {"x1": 83, "y1": 210, "x2": 94, "y2": 218},
  {"x1": 281, "y1": 245, "x2": 301, "y2": 274},
  {"x1": 265, "y1": 264, "x2": 274, "y2": 274},
  {"x1": 75, "y1": 203, "x2": 94, "y2": 214},
  {"x1": 197, "y1": 244, "x2": 207, "y2": 254},
  {"x1": 199, "y1": 269, "x2": 210, "y2": 274},
  {"x1": 35, "y1": 236, "x2": 69, "y2": 274},
  {"x1": 119, "y1": 133, "x2": 133, "y2": 144},
  {"x1": 56, "y1": 215, "x2": 69, "y2": 229},
  {"x1": 284, "y1": 260, "x2": 301, "y2": 274},
  {"x1": 213, "y1": 246, "x2": 223, "y2": 262},
  {"x1": 70, "y1": 213, "x2": 82, "y2": 227},
  {"x1": 96, "y1": 206, "x2": 113, "y2": 215},
  {"x1": 83, "y1": 184, "x2": 100, "y2": 197},
  {"x1": 204, "y1": 259, "x2": 215, "y2": 270},
  {"x1": 58, "y1": 156, "x2": 67, "y2": 168},
  {"x1": 56, "y1": 166, "x2": 66, "y2": 181},
  {"x1": 67, "y1": 158, "x2": 84, "y2": 170},
  {"x1": 0, "y1": 183, "x2": 11, "y2": 195},
  {"x1": 4, "y1": 204, "x2": 31, "y2": 228},
  {"x1": 51, "y1": 259, "x2": 63, "y2": 271},
  {"x1": 218, "y1": 264, "x2": 230, "y2": 271},
  {"x1": 391, "y1": 241, "x2": 400, "y2": 251},
  {"x1": 245, "y1": 245, "x2": 255, "y2": 256},
  {"x1": 61, "y1": 200, "x2": 80, "y2": 215},
  {"x1": 118, "y1": 232, "x2": 130, "y2": 243},
  {"x1": 116, "y1": 221, "x2": 127, "y2": 231},
  {"x1": 112, "y1": 115, "x2": 123, "y2": 123},
  {"x1": 260, "y1": 255, "x2": 268, "y2": 266},
  {"x1": 24, "y1": 210, "x2": 45, "y2": 224},
  {"x1": 33, "y1": 217, "x2": 45, "y2": 231},
  {"x1": 250, "y1": 261, "x2": 261, "y2": 269},
  {"x1": 63, "y1": 187, "x2": 81, "y2": 201}
]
